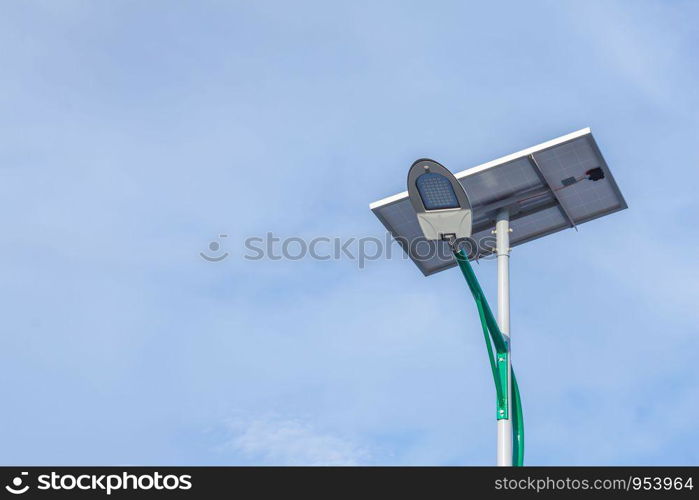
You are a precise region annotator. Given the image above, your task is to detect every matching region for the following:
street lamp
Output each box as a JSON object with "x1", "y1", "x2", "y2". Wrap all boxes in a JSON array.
[
  {"x1": 370, "y1": 128, "x2": 627, "y2": 466},
  {"x1": 407, "y1": 158, "x2": 522, "y2": 466}
]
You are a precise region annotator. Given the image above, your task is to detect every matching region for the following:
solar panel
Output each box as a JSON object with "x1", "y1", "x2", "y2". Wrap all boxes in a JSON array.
[{"x1": 370, "y1": 128, "x2": 627, "y2": 276}]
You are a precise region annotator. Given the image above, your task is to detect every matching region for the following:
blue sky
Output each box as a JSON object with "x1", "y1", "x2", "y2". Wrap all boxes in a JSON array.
[{"x1": 1, "y1": 0, "x2": 698, "y2": 465}]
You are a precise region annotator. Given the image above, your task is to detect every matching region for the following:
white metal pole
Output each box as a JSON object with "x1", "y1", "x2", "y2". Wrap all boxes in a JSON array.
[{"x1": 495, "y1": 208, "x2": 512, "y2": 466}]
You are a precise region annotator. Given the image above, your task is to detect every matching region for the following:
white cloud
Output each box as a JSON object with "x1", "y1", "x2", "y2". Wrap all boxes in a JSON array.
[{"x1": 222, "y1": 414, "x2": 371, "y2": 465}]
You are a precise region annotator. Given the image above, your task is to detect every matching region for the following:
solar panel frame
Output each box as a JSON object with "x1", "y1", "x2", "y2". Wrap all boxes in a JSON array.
[{"x1": 370, "y1": 128, "x2": 627, "y2": 276}]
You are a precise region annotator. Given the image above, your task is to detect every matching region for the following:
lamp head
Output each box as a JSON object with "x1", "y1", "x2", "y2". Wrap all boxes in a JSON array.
[{"x1": 407, "y1": 159, "x2": 472, "y2": 241}]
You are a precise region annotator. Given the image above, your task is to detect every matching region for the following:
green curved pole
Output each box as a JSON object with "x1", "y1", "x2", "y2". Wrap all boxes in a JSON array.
[
  {"x1": 453, "y1": 249, "x2": 524, "y2": 466},
  {"x1": 511, "y1": 370, "x2": 524, "y2": 466}
]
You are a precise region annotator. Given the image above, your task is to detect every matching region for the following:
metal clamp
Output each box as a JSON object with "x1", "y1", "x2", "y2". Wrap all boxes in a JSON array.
[{"x1": 496, "y1": 352, "x2": 509, "y2": 420}]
